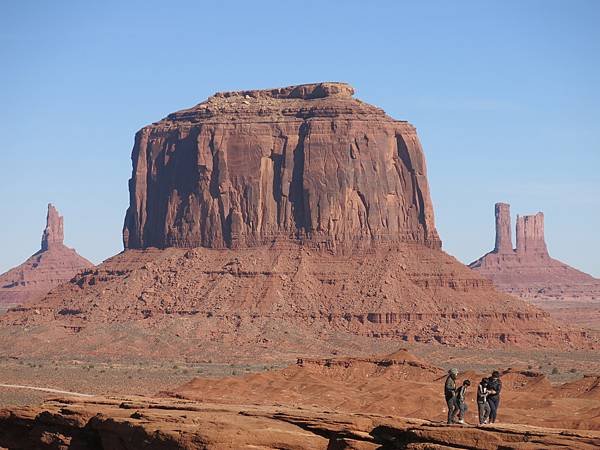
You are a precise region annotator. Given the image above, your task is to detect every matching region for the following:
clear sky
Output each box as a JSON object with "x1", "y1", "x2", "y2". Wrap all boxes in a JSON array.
[{"x1": 1, "y1": 1, "x2": 598, "y2": 276}]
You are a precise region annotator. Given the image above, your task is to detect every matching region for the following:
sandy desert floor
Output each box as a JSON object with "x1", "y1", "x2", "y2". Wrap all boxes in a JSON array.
[
  {"x1": 2, "y1": 344, "x2": 599, "y2": 420},
  {"x1": 530, "y1": 297, "x2": 600, "y2": 331}
]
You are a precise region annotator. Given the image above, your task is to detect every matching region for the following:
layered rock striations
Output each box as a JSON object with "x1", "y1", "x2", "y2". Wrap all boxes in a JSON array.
[
  {"x1": 0, "y1": 204, "x2": 93, "y2": 308},
  {"x1": 0, "y1": 84, "x2": 592, "y2": 355},
  {"x1": 469, "y1": 203, "x2": 600, "y2": 302},
  {"x1": 123, "y1": 82, "x2": 440, "y2": 252},
  {"x1": 3, "y1": 396, "x2": 599, "y2": 449}
]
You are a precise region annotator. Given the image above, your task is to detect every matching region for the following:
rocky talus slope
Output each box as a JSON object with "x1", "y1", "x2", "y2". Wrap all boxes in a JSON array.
[
  {"x1": 0, "y1": 204, "x2": 93, "y2": 308},
  {"x1": 0, "y1": 84, "x2": 593, "y2": 357},
  {"x1": 469, "y1": 203, "x2": 600, "y2": 301}
]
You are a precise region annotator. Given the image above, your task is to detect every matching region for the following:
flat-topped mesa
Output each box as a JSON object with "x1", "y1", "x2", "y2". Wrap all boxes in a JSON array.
[
  {"x1": 516, "y1": 212, "x2": 548, "y2": 256},
  {"x1": 163, "y1": 82, "x2": 388, "y2": 123},
  {"x1": 123, "y1": 82, "x2": 441, "y2": 252},
  {"x1": 494, "y1": 203, "x2": 513, "y2": 254},
  {"x1": 213, "y1": 82, "x2": 355, "y2": 100},
  {"x1": 41, "y1": 204, "x2": 64, "y2": 251}
]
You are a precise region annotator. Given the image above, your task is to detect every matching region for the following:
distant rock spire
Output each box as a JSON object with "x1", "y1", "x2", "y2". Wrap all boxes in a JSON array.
[
  {"x1": 493, "y1": 203, "x2": 513, "y2": 254},
  {"x1": 41, "y1": 204, "x2": 64, "y2": 251},
  {"x1": 516, "y1": 212, "x2": 548, "y2": 256}
]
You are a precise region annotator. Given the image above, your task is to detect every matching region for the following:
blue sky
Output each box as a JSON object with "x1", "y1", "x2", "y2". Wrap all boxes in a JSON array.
[{"x1": 1, "y1": 1, "x2": 598, "y2": 276}]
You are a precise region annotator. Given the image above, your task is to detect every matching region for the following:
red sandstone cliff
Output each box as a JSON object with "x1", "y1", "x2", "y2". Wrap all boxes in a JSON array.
[
  {"x1": 469, "y1": 203, "x2": 600, "y2": 301},
  {"x1": 123, "y1": 82, "x2": 440, "y2": 252},
  {"x1": 0, "y1": 204, "x2": 93, "y2": 308}
]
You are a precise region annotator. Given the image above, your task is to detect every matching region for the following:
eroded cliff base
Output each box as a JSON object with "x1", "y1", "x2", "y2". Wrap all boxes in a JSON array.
[{"x1": 0, "y1": 243, "x2": 593, "y2": 363}]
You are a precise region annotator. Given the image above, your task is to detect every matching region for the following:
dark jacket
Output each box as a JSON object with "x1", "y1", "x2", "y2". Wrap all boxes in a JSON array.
[
  {"x1": 445, "y1": 375, "x2": 456, "y2": 401},
  {"x1": 487, "y1": 377, "x2": 502, "y2": 398}
]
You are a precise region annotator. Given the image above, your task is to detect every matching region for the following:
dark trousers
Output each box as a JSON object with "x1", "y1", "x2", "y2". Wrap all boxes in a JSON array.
[
  {"x1": 488, "y1": 396, "x2": 500, "y2": 422},
  {"x1": 447, "y1": 397, "x2": 458, "y2": 423}
]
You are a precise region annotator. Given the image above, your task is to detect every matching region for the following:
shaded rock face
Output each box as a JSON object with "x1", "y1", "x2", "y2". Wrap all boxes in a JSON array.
[
  {"x1": 0, "y1": 204, "x2": 93, "y2": 308},
  {"x1": 123, "y1": 82, "x2": 440, "y2": 252},
  {"x1": 469, "y1": 203, "x2": 600, "y2": 302}
]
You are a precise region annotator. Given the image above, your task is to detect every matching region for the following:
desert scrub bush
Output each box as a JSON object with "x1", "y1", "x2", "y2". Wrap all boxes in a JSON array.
[{"x1": 551, "y1": 367, "x2": 559, "y2": 375}]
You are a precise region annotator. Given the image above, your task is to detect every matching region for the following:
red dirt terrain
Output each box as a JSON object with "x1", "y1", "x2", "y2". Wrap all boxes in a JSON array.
[
  {"x1": 2, "y1": 350, "x2": 600, "y2": 449},
  {"x1": 0, "y1": 204, "x2": 93, "y2": 310},
  {"x1": 169, "y1": 349, "x2": 600, "y2": 431}
]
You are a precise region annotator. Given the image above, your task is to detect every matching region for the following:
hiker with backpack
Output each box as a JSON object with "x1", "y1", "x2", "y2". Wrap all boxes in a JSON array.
[{"x1": 444, "y1": 368, "x2": 459, "y2": 424}]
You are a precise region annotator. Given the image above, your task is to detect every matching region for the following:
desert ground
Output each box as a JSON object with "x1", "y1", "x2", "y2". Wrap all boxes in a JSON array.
[{"x1": 2, "y1": 343, "x2": 599, "y2": 427}]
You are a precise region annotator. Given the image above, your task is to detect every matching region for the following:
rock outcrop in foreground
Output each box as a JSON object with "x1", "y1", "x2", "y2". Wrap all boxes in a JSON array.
[
  {"x1": 0, "y1": 85, "x2": 593, "y2": 355},
  {"x1": 123, "y1": 82, "x2": 440, "y2": 252},
  {"x1": 0, "y1": 204, "x2": 93, "y2": 309},
  {"x1": 469, "y1": 203, "x2": 600, "y2": 301},
  {"x1": 1, "y1": 396, "x2": 599, "y2": 449}
]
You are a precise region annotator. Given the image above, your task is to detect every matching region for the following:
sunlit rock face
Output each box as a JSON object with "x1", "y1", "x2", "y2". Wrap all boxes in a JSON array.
[{"x1": 123, "y1": 82, "x2": 441, "y2": 253}]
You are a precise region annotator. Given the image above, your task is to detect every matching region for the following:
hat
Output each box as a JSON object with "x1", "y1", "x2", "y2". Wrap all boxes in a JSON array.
[{"x1": 449, "y1": 368, "x2": 458, "y2": 376}]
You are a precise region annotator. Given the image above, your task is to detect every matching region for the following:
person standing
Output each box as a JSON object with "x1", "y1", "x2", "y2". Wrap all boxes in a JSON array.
[
  {"x1": 487, "y1": 370, "x2": 502, "y2": 423},
  {"x1": 455, "y1": 379, "x2": 471, "y2": 424},
  {"x1": 444, "y1": 368, "x2": 459, "y2": 424},
  {"x1": 477, "y1": 378, "x2": 491, "y2": 425}
]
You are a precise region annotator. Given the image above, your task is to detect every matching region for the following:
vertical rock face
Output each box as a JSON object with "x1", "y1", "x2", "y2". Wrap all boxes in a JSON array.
[
  {"x1": 494, "y1": 202, "x2": 512, "y2": 254},
  {"x1": 122, "y1": 82, "x2": 441, "y2": 252},
  {"x1": 516, "y1": 212, "x2": 548, "y2": 256},
  {"x1": 41, "y1": 204, "x2": 64, "y2": 251},
  {"x1": 470, "y1": 203, "x2": 600, "y2": 302},
  {"x1": 0, "y1": 204, "x2": 93, "y2": 308}
]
